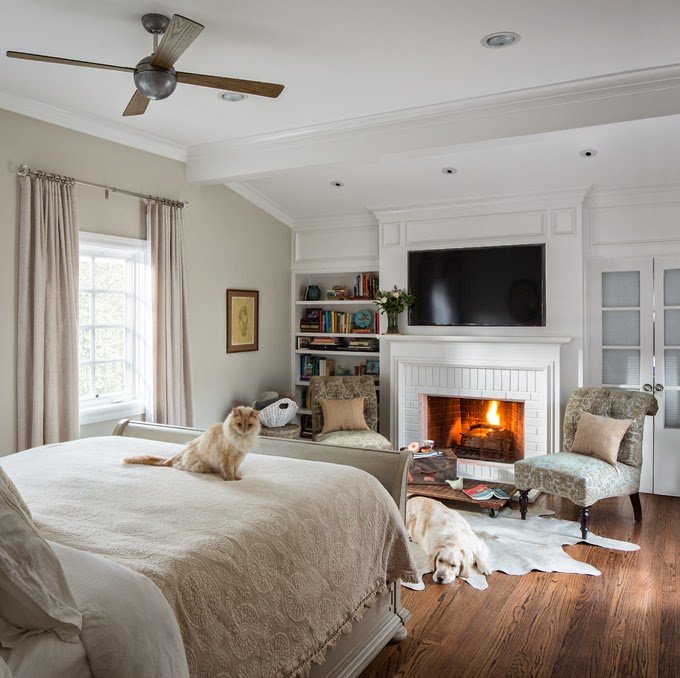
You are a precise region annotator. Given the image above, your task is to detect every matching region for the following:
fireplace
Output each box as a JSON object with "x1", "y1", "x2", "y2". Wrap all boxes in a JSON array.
[{"x1": 426, "y1": 396, "x2": 524, "y2": 463}]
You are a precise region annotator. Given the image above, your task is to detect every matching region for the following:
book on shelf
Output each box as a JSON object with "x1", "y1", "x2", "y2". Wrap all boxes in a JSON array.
[
  {"x1": 299, "y1": 355, "x2": 336, "y2": 380},
  {"x1": 462, "y1": 484, "x2": 511, "y2": 501},
  {"x1": 353, "y1": 273, "x2": 378, "y2": 300}
]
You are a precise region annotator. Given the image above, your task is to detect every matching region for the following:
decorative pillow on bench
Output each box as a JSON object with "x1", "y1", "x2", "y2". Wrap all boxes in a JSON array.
[{"x1": 569, "y1": 411, "x2": 632, "y2": 465}]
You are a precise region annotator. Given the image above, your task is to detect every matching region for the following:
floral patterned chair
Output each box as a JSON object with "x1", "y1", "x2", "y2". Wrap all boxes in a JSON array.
[
  {"x1": 514, "y1": 387, "x2": 658, "y2": 540},
  {"x1": 309, "y1": 376, "x2": 393, "y2": 450}
]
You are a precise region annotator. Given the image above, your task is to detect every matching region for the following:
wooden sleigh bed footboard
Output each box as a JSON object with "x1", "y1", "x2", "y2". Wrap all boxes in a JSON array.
[{"x1": 113, "y1": 419, "x2": 412, "y2": 678}]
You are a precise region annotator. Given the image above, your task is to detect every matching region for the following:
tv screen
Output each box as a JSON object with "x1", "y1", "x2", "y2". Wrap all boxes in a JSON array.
[{"x1": 408, "y1": 244, "x2": 545, "y2": 326}]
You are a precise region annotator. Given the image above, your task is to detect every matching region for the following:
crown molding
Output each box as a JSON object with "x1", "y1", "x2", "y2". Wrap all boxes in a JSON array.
[
  {"x1": 225, "y1": 181, "x2": 294, "y2": 227},
  {"x1": 369, "y1": 186, "x2": 592, "y2": 218},
  {"x1": 0, "y1": 90, "x2": 187, "y2": 162},
  {"x1": 187, "y1": 63, "x2": 680, "y2": 183}
]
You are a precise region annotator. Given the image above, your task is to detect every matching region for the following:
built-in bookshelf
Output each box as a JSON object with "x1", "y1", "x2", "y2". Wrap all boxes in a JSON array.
[{"x1": 291, "y1": 270, "x2": 381, "y2": 438}]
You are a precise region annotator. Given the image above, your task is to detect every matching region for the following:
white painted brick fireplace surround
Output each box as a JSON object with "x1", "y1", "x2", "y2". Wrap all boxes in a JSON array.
[{"x1": 382, "y1": 336, "x2": 571, "y2": 482}]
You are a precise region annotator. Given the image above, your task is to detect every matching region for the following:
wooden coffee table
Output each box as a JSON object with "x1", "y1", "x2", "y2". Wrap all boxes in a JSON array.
[{"x1": 407, "y1": 479, "x2": 516, "y2": 518}]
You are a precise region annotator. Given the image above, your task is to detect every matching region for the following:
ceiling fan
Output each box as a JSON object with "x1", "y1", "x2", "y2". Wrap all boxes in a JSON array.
[{"x1": 6, "y1": 13, "x2": 285, "y2": 117}]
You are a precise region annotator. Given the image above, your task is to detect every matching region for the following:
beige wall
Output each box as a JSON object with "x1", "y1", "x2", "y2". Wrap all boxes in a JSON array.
[{"x1": 0, "y1": 108, "x2": 291, "y2": 454}]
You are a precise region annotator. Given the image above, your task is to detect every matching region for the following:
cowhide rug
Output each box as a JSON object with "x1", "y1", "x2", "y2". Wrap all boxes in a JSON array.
[{"x1": 403, "y1": 506, "x2": 639, "y2": 591}]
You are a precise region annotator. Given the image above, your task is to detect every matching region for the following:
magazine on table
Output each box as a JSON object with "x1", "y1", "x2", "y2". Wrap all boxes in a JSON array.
[{"x1": 462, "y1": 484, "x2": 511, "y2": 501}]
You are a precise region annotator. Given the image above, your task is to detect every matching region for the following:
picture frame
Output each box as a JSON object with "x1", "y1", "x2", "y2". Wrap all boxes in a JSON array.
[
  {"x1": 226, "y1": 289, "x2": 259, "y2": 353},
  {"x1": 365, "y1": 359, "x2": 380, "y2": 375}
]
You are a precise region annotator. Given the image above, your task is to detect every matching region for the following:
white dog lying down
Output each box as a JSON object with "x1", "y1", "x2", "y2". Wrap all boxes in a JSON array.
[{"x1": 406, "y1": 496, "x2": 491, "y2": 584}]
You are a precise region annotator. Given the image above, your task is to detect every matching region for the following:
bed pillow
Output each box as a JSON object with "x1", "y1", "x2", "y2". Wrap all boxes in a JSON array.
[
  {"x1": 569, "y1": 411, "x2": 632, "y2": 465},
  {"x1": 0, "y1": 470, "x2": 82, "y2": 647},
  {"x1": 320, "y1": 397, "x2": 369, "y2": 434},
  {"x1": 0, "y1": 466, "x2": 31, "y2": 518}
]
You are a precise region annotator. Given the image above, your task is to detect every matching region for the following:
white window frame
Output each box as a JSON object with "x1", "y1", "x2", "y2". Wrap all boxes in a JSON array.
[{"x1": 79, "y1": 232, "x2": 149, "y2": 425}]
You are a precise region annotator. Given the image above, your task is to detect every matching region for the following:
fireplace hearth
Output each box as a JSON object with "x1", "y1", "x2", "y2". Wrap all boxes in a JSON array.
[{"x1": 426, "y1": 396, "x2": 524, "y2": 463}]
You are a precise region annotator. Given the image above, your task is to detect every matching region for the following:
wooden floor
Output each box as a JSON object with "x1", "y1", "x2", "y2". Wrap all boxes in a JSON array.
[{"x1": 360, "y1": 492, "x2": 680, "y2": 678}]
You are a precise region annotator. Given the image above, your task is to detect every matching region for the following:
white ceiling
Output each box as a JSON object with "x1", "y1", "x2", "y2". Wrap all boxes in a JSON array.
[
  {"x1": 242, "y1": 114, "x2": 680, "y2": 218},
  {"x1": 3, "y1": 1, "x2": 680, "y2": 219}
]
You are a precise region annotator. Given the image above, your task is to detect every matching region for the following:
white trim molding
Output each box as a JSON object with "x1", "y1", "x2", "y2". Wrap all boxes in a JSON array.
[{"x1": 225, "y1": 181, "x2": 295, "y2": 227}]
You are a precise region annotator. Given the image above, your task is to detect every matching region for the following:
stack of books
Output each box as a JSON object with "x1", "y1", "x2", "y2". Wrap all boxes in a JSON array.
[
  {"x1": 309, "y1": 337, "x2": 343, "y2": 350},
  {"x1": 345, "y1": 337, "x2": 379, "y2": 352},
  {"x1": 300, "y1": 308, "x2": 323, "y2": 332}
]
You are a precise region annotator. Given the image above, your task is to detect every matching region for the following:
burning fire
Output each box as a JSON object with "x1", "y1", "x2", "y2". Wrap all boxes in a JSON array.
[{"x1": 486, "y1": 400, "x2": 500, "y2": 427}]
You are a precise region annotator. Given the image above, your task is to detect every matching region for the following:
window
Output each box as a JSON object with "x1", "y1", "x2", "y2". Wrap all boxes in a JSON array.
[{"x1": 78, "y1": 232, "x2": 149, "y2": 423}]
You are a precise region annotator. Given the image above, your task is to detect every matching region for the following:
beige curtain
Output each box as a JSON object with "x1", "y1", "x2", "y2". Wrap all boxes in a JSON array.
[
  {"x1": 148, "y1": 201, "x2": 194, "y2": 426},
  {"x1": 17, "y1": 174, "x2": 79, "y2": 450}
]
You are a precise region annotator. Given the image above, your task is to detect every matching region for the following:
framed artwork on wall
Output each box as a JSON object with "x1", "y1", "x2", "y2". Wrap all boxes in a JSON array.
[{"x1": 226, "y1": 289, "x2": 259, "y2": 353}]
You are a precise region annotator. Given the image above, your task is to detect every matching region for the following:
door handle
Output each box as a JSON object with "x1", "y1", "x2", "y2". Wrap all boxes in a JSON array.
[
  {"x1": 655, "y1": 384, "x2": 664, "y2": 392},
  {"x1": 643, "y1": 383, "x2": 653, "y2": 392}
]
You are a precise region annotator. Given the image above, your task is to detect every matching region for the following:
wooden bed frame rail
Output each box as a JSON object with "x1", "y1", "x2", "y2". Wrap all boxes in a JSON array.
[{"x1": 113, "y1": 419, "x2": 411, "y2": 517}]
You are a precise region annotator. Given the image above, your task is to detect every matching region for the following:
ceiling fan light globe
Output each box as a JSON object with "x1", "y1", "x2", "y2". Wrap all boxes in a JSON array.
[{"x1": 134, "y1": 57, "x2": 177, "y2": 100}]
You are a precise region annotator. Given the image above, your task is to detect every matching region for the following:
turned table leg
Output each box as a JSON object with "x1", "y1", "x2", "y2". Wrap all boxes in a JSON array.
[
  {"x1": 519, "y1": 489, "x2": 529, "y2": 520},
  {"x1": 579, "y1": 505, "x2": 591, "y2": 540}
]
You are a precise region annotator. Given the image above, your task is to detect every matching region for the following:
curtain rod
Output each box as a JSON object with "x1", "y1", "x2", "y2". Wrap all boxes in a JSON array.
[{"x1": 16, "y1": 164, "x2": 188, "y2": 208}]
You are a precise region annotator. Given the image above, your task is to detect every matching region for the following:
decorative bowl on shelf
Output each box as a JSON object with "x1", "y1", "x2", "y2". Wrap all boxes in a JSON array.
[{"x1": 354, "y1": 309, "x2": 372, "y2": 329}]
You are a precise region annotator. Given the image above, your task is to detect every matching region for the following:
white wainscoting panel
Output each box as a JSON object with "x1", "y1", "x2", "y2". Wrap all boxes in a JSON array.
[{"x1": 405, "y1": 209, "x2": 546, "y2": 246}]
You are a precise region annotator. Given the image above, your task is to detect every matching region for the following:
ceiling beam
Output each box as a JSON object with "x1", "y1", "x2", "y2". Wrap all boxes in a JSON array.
[{"x1": 186, "y1": 63, "x2": 680, "y2": 184}]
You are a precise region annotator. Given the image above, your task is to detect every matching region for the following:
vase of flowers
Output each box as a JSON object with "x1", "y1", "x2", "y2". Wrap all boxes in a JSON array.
[{"x1": 375, "y1": 286, "x2": 416, "y2": 334}]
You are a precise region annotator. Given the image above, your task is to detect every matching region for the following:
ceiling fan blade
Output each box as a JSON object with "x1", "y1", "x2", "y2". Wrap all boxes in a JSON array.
[
  {"x1": 176, "y1": 71, "x2": 284, "y2": 98},
  {"x1": 151, "y1": 15, "x2": 204, "y2": 70},
  {"x1": 122, "y1": 90, "x2": 149, "y2": 117},
  {"x1": 6, "y1": 50, "x2": 134, "y2": 73}
]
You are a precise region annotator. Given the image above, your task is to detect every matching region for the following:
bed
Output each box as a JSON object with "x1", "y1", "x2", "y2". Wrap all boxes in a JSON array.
[{"x1": 0, "y1": 420, "x2": 417, "y2": 678}]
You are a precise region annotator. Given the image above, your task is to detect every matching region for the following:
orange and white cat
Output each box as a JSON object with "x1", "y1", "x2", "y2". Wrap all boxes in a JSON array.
[{"x1": 124, "y1": 406, "x2": 261, "y2": 480}]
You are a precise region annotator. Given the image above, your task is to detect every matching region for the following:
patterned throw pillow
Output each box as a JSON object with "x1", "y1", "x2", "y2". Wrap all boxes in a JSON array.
[
  {"x1": 569, "y1": 411, "x2": 632, "y2": 465},
  {"x1": 319, "y1": 397, "x2": 370, "y2": 434}
]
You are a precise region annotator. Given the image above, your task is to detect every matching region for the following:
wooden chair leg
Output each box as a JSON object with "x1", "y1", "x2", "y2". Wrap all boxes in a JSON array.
[
  {"x1": 519, "y1": 489, "x2": 529, "y2": 520},
  {"x1": 579, "y1": 505, "x2": 591, "y2": 540},
  {"x1": 630, "y1": 492, "x2": 642, "y2": 522}
]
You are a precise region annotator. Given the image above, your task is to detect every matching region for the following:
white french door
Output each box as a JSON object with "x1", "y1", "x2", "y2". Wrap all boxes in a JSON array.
[{"x1": 588, "y1": 257, "x2": 680, "y2": 496}]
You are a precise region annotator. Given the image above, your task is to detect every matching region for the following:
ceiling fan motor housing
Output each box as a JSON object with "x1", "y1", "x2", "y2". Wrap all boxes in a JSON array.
[{"x1": 134, "y1": 56, "x2": 177, "y2": 100}]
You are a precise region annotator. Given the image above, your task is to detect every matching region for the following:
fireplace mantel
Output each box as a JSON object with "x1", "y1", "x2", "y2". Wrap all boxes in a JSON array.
[{"x1": 381, "y1": 335, "x2": 571, "y2": 345}]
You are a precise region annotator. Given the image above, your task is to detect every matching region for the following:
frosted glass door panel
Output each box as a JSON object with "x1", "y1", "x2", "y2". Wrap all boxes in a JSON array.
[
  {"x1": 602, "y1": 310, "x2": 640, "y2": 346},
  {"x1": 664, "y1": 269, "x2": 680, "y2": 306},
  {"x1": 602, "y1": 271, "x2": 640, "y2": 307},
  {"x1": 602, "y1": 349, "x2": 640, "y2": 386},
  {"x1": 665, "y1": 350, "x2": 680, "y2": 387},
  {"x1": 664, "y1": 309, "x2": 680, "y2": 346}
]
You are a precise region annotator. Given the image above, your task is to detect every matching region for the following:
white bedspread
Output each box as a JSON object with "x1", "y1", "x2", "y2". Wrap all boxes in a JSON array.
[
  {"x1": 0, "y1": 540, "x2": 188, "y2": 678},
  {"x1": 2, "y1": 436, "x2": 416, "y2": 678}
]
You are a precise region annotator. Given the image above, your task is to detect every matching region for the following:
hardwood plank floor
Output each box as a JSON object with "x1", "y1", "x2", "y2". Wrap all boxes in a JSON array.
[{"x1": 360, "y1": 492, "x2": 680, "y2": 678}]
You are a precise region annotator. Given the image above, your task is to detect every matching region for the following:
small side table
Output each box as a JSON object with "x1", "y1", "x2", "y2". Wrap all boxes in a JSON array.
[
  {"x1": 260, "y1": 423, "x2": 302, "y2": 439},
  {"x1": 407, "y1": 479, "x2": 516, "y2": 518}
]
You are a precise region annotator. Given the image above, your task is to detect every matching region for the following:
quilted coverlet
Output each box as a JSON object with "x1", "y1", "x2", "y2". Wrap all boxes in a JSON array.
[{"x1": 3, "y1": 436, "x2": 417, "y2": 677}]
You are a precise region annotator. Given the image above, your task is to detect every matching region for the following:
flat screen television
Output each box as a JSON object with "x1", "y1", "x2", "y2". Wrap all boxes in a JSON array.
[{"x1": 408, "y1": 244, "x2": 545, "y2": 326}]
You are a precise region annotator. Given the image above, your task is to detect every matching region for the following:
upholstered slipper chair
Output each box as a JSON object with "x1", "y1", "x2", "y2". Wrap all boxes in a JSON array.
[
  {"x1": 514, "y1": 387, "x2": 658, "y2": 540},
  {"x1": 309, "y1": 376, "x2": 393, "y2": 450}
]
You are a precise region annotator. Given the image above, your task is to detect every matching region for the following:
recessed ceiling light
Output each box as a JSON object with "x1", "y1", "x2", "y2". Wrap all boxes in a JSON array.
[
  {"x1": 481, "y1": 32, "x2": 521, "y2": 49},
  {"x1": 441, "y1": 167, "x2": 457, "y2": 175},
  {"x1": 579, "y1": 149, "x2": 598, "y2": 158},
  {"x1": 218, "y1": 91, "x2": 247, "y2": 102},
  {"x1": 330, "y1": 180, "x2": 344, "y2": 188}
]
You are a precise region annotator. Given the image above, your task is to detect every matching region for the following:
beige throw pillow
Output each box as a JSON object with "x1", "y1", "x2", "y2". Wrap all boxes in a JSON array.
[
  {"x1": 320, "y1": 397, "x2": 369, "y2": 434},
  {"x1": 570, "y1": 411, "x2": 632, "y2": 465},
  {"x1": 0, "y1": 470, "x2": 82, "y2": 647}
]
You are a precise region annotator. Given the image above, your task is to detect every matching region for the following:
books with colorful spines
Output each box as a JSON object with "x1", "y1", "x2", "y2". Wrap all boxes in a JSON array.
[{"x1": 462, "y1": 484, "x2": 511, "y2": 501}]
